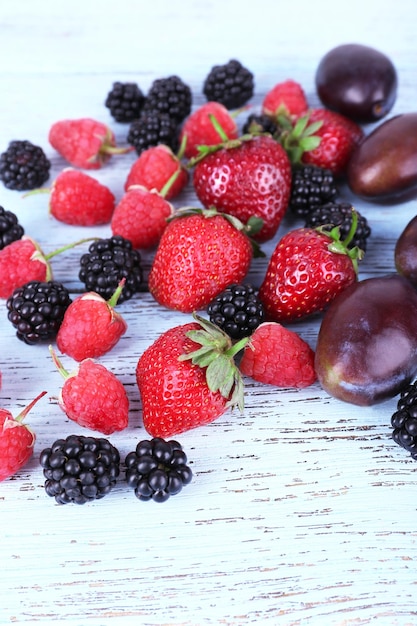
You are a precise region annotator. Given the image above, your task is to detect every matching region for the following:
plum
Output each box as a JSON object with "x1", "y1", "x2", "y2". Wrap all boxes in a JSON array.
[
  {"x1": 347, "y1": 113, "x2": 417, "y2": 202},
  {"x1": 395, "y1": 214, "x2": 417, "y2": 285},
  {"x1": 315, "y1": 43, "x2": 397, "y2": 123},
  {"x1": 315, "y1": 274, "x2": 417, "y2": 406}
]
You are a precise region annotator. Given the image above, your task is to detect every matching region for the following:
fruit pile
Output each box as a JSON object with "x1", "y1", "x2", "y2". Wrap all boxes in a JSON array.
[{"x1": 1, "y1": 49, "x2": 417, "y2": 503}]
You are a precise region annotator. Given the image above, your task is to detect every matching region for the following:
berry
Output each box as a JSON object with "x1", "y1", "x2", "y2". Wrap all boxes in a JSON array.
[
  {"x1": 56, "y1": 280, "x2": 127, "y2": 361},
  {"x1": 124, "y1": 144, "x2": 188, "y2": 199},
  {"x1": 242, "y1": 113, "x2": 279, "y2": 136},
  {"x1": 125, "y1": 437, "x2": 193, "y2": 502},
  {"x1": 78, "y1": 235, "x2": 143, "y2": 303},
  {"x1": 40, "y1": 434, "x2": 120, "y2": 505},
  {"x1": 105, "y1": 81, "x2": 146, "y2": 123},
  {"x1": 304, "y1": 201, "x2": 371, "y2": 252},
  {"x1": 202, "y1": 59, "x2": 254, "y2": 109},
  {"x1": 148, "y1": 207, "x2": 253, "y2": 313},
  {"x1": 50, "y1": 348, "x2": 129, "y2": 435},
  {"x1": 239, "y1": 322, "x2": 317, "y2": 388},
  {"x1": 0, "y1": 140, "x2": 51, "y2": 190},
  {"x1": 142, "y1": 75, "x2": 192, "y2": 124},
  {"x1": 49, "y1": 117, "x2": 131, "y2": 169},
  {"x1": 207, "y1": 283, "x2": 265, "y2": 340},
  {"x1": 127, "y1": 110, "x2": 179, "y2": 155},
  {"x1": 180, "y1": 101, "x2": 238, "y2": 159},
  {"x1": 0, "y1": 206, "x2": 24, "y2": 250},
  {"x1": 136, "y1": 314, "x2": 247, "y2": 438},
  {"x1": 0, "y1": 391, "x2": 47, "y2": 481},
  {"x1": 6, "y1": 280, "x2": 72, "y2": 344},
  {"x1": 262, "y1": 79, "x2": 309, "y2": 118},
  {"x1": 288, "y1": 164, "x2": 338, "y2": 218},
  {"x1": 391, "y1": 380, "x2": 417, "y2": 459}
]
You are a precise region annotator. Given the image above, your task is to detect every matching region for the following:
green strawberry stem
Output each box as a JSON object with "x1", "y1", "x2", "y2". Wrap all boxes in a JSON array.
[
  {"x1": 318, "y1": 208, "x2": 364, "y2": 274},
  {"x1": 176, "y1": 133, "x2": 187, "y2": 161},
  {"x1": 14, "y1": 390, "x2": 47, "y2": 423},
  {"x1": 159, "y1": 168, "x2": 181, "y2": 199},
  {"x1": 107, "y1": 278, "x2": 126, "y2": 308}
]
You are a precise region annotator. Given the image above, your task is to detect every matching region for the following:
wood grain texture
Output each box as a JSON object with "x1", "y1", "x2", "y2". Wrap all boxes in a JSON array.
[{"x1": 1, "y1": 1, "x2": 417, "y2": 624}]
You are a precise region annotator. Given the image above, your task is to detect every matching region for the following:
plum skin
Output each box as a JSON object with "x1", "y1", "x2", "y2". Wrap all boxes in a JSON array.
[
  {"x1": 315, "y1": 274, "x2": 417, "y2": 406},
  {"x1": 395, "y1": 215, "x2": 417, "y2": 285}
]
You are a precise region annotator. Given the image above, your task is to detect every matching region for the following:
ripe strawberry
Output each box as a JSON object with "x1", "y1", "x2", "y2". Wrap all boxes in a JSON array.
[
  {"x1": 56, "y1": 279, "x2": 127, "y2": 361},
  {"x1": 111, "y1": 185, "x2": 174, "y2": 250},
  {"x1": 50, "y1": 347, "x2": 129, "y2": 435},
  {"x1": 148, "y1": 207, "x2": 254, "y2": 313},
  {"x1": 192, "y1": 133, "x2": 292, "y2": 242},
  {"x1": 136, "y1": 314, "x2": 247, "y2": 438},
  {"x1": 48, "y1": 117, "x2": 132, "y2": 169},
  {"x1": 124, "y1": 144, "x2": 188, "y2": 199},
  {"x1": 259, "y1": 215, "x2": 363, "y2": 322},
  {"x1": 262, "y1": 79, "x2": 309, "y2": 119},
  {"x1": 180, "y1": 101, "x2": 238, "y2": 159},
  {"x1": 239, "y1": 322, "x2": 317, "y2": 388},
  {"x1": 0, "y1": 391, "x2": 47, "y2": 481}
]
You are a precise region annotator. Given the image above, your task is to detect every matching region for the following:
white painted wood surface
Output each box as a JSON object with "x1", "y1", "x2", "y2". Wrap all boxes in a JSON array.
[{"x1": 1, "y1": 1, "x2": 417, "y2": 624}]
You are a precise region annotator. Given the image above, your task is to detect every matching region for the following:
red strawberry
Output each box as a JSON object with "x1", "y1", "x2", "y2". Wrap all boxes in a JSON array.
[
  {"x1": 239, "y1": 322, "x2": 317, "y2": 388},
  {"x1": 259, "y1": 215, "x2": 363, "y2": 322},
  {"x1": 56, "y1": 280, "x2": 127, "y2": 361},
  {"x1": 124, "y1": 144, "x2": 188, "y2": 199},
  {"x1": 192, "y1": 133, "x2": 292, "y2": 242},
  {"x1": 148, "y1": 207, "x2": 254, "y2": 313},
  {"x1": 48, "y1": 117, "x2": 132, "y2": 169},
  {"x1": 0, "y1": 391, "x2": 47, "y2": 481},
  {"x1": 50, "y1": 347, "x2": 129, "y2": 435},
  {"x1": 180, "y1": 101, "x2": 238, "y2": 159},
  {"x1": 111, "y1": 185, "x2": 174, "y2": 250},
  {"x1": 262, "y1": 79, "x2": 309, "y2": 118},
  {"x1": 136, "y1": 314, "x2": 247, "y2": 438}
]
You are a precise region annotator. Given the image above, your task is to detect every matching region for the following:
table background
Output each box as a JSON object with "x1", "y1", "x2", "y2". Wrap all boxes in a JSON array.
[{"x1": 1, "y1": 1, "x2": 417, "y2": 624}]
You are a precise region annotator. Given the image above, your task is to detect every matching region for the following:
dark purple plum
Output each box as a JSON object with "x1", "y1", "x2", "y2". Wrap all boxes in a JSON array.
[
  {"x1": 315, "y1": 274, "x2": 417, "y2": 406},
  {"x1": 395, "y1": 214, "x2": 417, "y2": 285},
  {"x1": 315, "y1": 43, "x2": 397, "y2": 124}
]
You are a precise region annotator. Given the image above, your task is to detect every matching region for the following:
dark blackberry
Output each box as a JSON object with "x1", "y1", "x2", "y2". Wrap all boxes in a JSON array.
[
  {"x1": 0, "y1": 140, "x2": 51, "y2": 190},
  {"x1": 203, "y1": 59, "x2": 254, "y2": 110},
  {"x1": 78, "y1": 235, "x2": 143, "y2": 303},
  {"x1": 142, "y1": 75, "x2": 192, "y2": 124},
  {"x1": 242, "y1": 113, "x2": 279, "y2": 136},
  {"x1": 289, "y1": 164, "x2": 338, "y2": 218},
  {"x1": 40, "y1": 434, "x2": 120, "y2": 505},
  {"x1": 207, "y1": 283, "x2": 265, "y2": 340},
  {"x1": 125, "y1": 437, "x2": 192, "y2": 503},
  {"x1": 127, "y1": 110, "x2": 179, "y2": 155},
  {"x1": 0, "y1": 206, "x2": 24, "y2": 249},
  {"x1": 391, "y1": 380, "x2": 417, "y2": 459},
  {"x1": 304, "y1": 201, "x2": 371, "y2": 251},
  {"x1": 6, "y1": 280, "x2": 72, "y2": 345},
  {"x1": 105, "y1": 81, "x2": 146, "y2": 123}
]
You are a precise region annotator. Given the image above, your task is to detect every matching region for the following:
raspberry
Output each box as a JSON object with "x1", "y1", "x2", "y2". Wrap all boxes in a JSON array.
[
  {"x1": 203, "y1": 59, "x2": 254, "y2": 109},
  {"x1": 0, "y1": 206, "x2": 24, "y2": 250},
  {"x1": 0, "y1": 140, "x2": 51, "y2": 190},
  {"x1": 105, "y1": 81, "x2": 146, "y2": 123},
  {"x1": 289, "y1": 164, "x2": 339, "y2": 218},
  {"x1": 262, "y1": 79, "x2": 309, "y2": 118},
  {"x1": 142, "y1": 75, "x2": 192, "y2": 124},
  {"x1": 40, "y1": 434, "x2": 120, "y2": 504},
  {"x1": 127, "y1": 110, "x2": 179, "y2": 156},
  {"x1": 304, "y1": 201, "x2": 371, "y2": 251},
  {"x1": 125, "y1": 437, "x2": 193, "y2": 502},
  {"x1": 207, "y1": 283, "x2": 265, "y2": 340},
  {"x1": 391, "y1": 380, "x2": 417, "y2": 459}
]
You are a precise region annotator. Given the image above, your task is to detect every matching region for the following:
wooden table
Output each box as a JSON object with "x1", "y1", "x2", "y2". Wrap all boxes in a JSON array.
[{"x1": 1, "y1": 1, "x2": 417, "y2": 624}]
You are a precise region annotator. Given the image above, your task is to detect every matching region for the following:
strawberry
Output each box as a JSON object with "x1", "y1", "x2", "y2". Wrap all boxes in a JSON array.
[
  {"x1": 148, "y1": 207, "x2": 254, "y2": 313},
  {"x1": 56, "y1": 279, "x2": 127, "y2": 361},
  {"x1": 136, "y1": 314, "x2": 247, "y2": 438},
  {"x1": 179, "y1": 101, "x2": 238, "y2": 159},
  {"x1": 50, "y1": 347, "x2": 129, "y2": 435},
  {"x1": 111, "y1": 184, "x2": 174, "y2": 250},
  {"x1": 259, "y1": 214, "x2": 363, "y2": 322},
  {"x1": 239, "y1": 322, "x2": 317, "y2": 388},
  {"x1": 262, "y1": 79, "x2": 309, "y2": 119},
  {"x1": 124, "y1": 144, "x2": 188, "y2": 199},
  {"x1": 191, "y1": 133, "x2": 292, "y2": 242},
  {"x1": 0, "y1": 391, "x2": 47, "y2": 481},
  {"x1": 48, "y1": 117, "x2": 132, "y2": 169}
]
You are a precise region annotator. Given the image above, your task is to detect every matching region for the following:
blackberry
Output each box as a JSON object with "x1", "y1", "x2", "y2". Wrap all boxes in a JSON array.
[
  {"x1": 142, "y1": 75, "x2": 192, "y2": 124},
  {"x1": 78, "y1": 235, "x2": 143, "y2": 303},
  {"x1": 0, "y1": 140, "x2": 51, "y2": 190},
  {"x1": 105, "y1": 81, "x2": 146, "y2": 123},
  {"x1": 242, "y1": 113, "x2": 279, "y2": 137},
  {"x1": 0, "y1": 206, "x2": 24, "y2": 249},
  {"x1": 391, "y1": 380, "x2": 417, "y2": 459},
  {"x1": 207, "y1": 283, "x2": 265, "y2": 340},
  {"x1": 127, "y1": 110, "x2": 179, "y2": 155},
  {"x1": 6, "y1": 280, "x2": 72, "y2": 345},
  {"x1": 203, "y1": 59, "x2": 254, "y2": 110},
  {"x1": 289, "y1": 164, "x2": 338, "y2": 218},
  {"x1": 40, "y1": 435, "x2": 120, "y2": 505},
  {"x1": 125, "y1": 437, "x2": 192, "y2": 503},
  {"x1": 304, "y1": 201, "x2": 371, "y2": 251}
]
